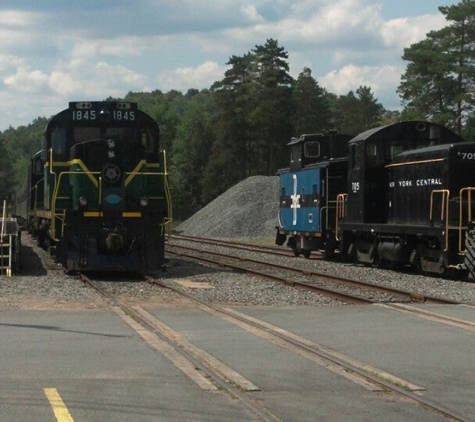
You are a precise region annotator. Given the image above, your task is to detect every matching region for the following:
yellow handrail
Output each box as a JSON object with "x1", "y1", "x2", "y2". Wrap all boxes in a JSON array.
[
  {"x1": 49, "y1": 161, "x2": 173, "y2": 240},
  {"x1": 459, "y1": 187, "x2": 475, "y2": 252},
  {"x1": 429, "y1": 190, "x2": 450, "y2": 251},
  {"x1": 335, "y1": 193, "x2": 347, "y2": 241}
]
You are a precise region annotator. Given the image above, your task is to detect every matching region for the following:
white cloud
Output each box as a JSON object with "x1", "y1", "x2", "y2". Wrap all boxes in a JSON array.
[
  {"x1": 380, "y1": 14, "x2": 447, "y2": 50},
  {"x1": 0, "y1": 10, "x2": 41, "y2": 27},
  {"x1": 71, "y1": 37, "x2": 148, "y2": 59},
  {"x1": 0, "y1": 0, "x2": 458, "y2": 129},
  {"x1": 241, "y1": 4, "x2": 265, "y2": 23},
  {"x1": 319, "y1": 63, "x2": 404, "y2": 108},
  {"x1": 48, "y1": 60, "x2": 150, "y2": 97},
  {"x1": 157, "y1": 61, "x2": 228, "y2": 91},
  {"x1": 3, "y1": 62, "x2": 49, "y2": 94}
]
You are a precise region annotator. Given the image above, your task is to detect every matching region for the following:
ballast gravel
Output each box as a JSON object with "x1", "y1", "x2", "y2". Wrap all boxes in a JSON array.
[{"x1": 2, "y1": 176, "x2": 475, "y2": 308}]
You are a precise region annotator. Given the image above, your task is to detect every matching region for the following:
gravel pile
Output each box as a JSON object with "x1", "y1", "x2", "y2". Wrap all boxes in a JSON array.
[
  {"x1": 172, "y1": 175, "x2": 475, "y2": 305},
  {"x1": 175, "y1": 175, "x2": 279, "y2": 240}
]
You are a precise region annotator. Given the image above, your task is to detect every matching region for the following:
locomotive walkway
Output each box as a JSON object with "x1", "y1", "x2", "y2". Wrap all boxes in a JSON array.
[{"x1": 0, "y1": 302, "x2": 474, "y2": 421}]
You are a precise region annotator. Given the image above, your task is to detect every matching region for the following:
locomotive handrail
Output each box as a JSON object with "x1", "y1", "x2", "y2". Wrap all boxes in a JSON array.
[
  {"x1": 31, "y1": 182, "x2": 39, "y2": 232},
  {"x1": 459, "y1": 187, "x2": 475, "y2": 253},
  {"x1": 50, "y1": 168, "x2": 172, "y2": 241},
  {"x1": 99, "y1": 177, "x2": 102, "y2": 205},
  {"x1": 123, "y1": 170, "x2": 174, "y2": 229},
  {"x1": 429, "y1": 190, "x2": 449, "y2": 221},
  {"x1": 320, "y1": 206, "x2": 328, "y2": 231},
  {"x1": 335, "y1": 194, "x2": 347, "y2": 241},
  {"x1": 322, "y1": 199, "x2": 339, "y2": 230},
  {"x1": 162, "y1": 152, "x2": 173, "y2": 232},
  {"x1": 429, "y1": 190, "x2": 450, "y2": 251},
  {"x1": 50, "y1": 170, "x2": 100, "y2": 241},
  {"x1": 29, "y1": 178, "x2": 46, "y2": 232}
]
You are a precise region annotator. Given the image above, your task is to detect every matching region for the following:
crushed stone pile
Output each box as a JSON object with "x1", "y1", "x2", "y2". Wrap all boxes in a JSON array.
[{"x1": 175, "y1": 175, "x2": 280, "y2": 240}]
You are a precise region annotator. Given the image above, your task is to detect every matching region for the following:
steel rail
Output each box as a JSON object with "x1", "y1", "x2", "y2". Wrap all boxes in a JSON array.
[
  {"x1": 79, "y1": 273, "x2": 281, "y2": 422},
  {"x1": 167, "y1": 243, "x2": 460, "y2": 305},
  {"x1": 146, "y1": 275, "x2": 469, "y2": 422}
]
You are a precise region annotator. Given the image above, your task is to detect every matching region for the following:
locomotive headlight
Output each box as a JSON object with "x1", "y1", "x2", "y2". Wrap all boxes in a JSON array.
[
  {"x1": 107, "y1": 150, "x2": 116, "y2": 158},
  {"x1": 107, "y1": 139, "x2": 116, "y2": 149},
  {"x1": 78, "y1": 196, "x2": 88, "y2": 207},
  {"x1": 139, "y1": 197, "x2": 149, "y2": 207}
]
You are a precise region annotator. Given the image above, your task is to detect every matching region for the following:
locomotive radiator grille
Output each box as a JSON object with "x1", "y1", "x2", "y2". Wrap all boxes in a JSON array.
[{"x1": 462, "y1": 230, "x2": 475, "y2": 279}]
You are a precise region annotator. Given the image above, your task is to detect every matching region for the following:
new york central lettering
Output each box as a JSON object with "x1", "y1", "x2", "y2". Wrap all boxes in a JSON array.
[{"x1": 394, "y1": 178, "x2": 442, "y2": 188}]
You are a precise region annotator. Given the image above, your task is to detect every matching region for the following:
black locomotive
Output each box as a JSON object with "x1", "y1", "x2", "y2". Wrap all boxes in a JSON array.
[
  {"x1": 13, "y1": 101, "x2": 172, "y2": 273},
  {"x1": 276, "y1": 121, "x2": 475, "y2": 280}
]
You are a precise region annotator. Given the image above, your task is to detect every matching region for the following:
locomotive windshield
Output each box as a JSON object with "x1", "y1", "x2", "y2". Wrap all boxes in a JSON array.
[{"x1": 73, "y1": 126, "x2": 138, "y2": 143}]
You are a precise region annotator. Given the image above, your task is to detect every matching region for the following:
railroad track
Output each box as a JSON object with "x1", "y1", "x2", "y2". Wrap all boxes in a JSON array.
[
  {"x1": 78, "y1": 273, "x2": 282, "y2": 421},
  {"x1": 171, "y1": 234, "x2": 297, "y2": 257},
  {"x1": 78, "y1": 272, "x2": 470, "y2": 422},
  {"x1": 167, "y1": 237, "x2": 460, "y2": 306},
  {"x1": 145, "y1": 274, "x2": 472, "y2": 422}
]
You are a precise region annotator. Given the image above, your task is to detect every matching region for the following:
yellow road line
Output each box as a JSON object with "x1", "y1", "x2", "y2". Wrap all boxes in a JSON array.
[{"x1": 44, "y1": 388, "x2": 74, "y2": 421}]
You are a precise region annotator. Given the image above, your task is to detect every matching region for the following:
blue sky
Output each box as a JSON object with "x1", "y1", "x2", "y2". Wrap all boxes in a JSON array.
[{"x1": 0, "y1": 0, "x2": 459, "y2": 130}]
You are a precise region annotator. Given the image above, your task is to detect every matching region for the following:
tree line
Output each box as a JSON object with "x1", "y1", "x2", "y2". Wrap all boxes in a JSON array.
[{"x1": 1, "y1": 0, "x2": 474, "y2": 219}]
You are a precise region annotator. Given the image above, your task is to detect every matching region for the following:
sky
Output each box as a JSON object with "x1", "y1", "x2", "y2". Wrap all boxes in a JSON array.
[{"x1": 0, "y1": 0, "x2": 460, "y2": 131}]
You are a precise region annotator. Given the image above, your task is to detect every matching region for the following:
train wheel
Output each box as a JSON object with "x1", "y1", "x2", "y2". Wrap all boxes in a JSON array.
[
  {"x1": 292, "y1": 247, "x2": 301, "y2": 257},
  {"x1": 302, "y1": 250, "x2": 311, "y2": 258}
]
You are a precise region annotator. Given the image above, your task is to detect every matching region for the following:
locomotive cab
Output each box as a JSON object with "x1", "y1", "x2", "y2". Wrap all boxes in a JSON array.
[
  {"x1": 288, "y1": 131, "x2": 347, "y2": 171},
  {"x1": 343, "y1": 122, "x2": 461, "y2": 224}
]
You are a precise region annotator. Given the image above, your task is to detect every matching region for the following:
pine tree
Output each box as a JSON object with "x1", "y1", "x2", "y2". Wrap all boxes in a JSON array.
[
  {"x1": 291, "y1": 67, "x2": 332, "y2": 135},
  {"x1": 398, "y1": 0, "x2": 475, "y2": 134}
]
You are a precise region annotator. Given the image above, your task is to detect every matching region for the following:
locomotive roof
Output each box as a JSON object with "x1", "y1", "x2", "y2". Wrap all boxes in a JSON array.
[
  {"x1": 287, "y1": 133, "x2": 324, "y2": 146},
  {"x1": 43, "y1": 101, "x2": 152, "y2": 134},
  {"x1": 348, "y1": 121, "x2": 463, "y2": 145},
  {"x1": 391, "y1": 139, "x2": 475, "y2": 161}
]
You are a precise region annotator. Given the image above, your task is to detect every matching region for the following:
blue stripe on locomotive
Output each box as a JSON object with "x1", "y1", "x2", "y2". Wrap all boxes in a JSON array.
[{"x1": 278, "y1": 167, "x2": 322, "y2": 233}]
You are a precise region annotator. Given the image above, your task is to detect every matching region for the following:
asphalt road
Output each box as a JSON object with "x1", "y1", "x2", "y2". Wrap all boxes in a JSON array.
[{"x1": 1, "y1": 303, "x2": 474, "y2": 421}]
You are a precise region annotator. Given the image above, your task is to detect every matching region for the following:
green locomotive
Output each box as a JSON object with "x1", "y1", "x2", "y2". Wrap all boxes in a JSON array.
[{"x1": 14, "y1": 101, "x2": 172, "y2": 272}]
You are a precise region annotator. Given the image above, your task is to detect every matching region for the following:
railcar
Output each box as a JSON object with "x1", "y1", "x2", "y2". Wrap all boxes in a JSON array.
[
  {"x1": 276, "y1": 121, "x2": 475, "y2": 280},
  {"x1": 13, "y1": 101, "x2": 172, "y2": 273},
  {"x1": 275, "y1": 132, "x2": 353, "y2": 258},
  {"x1": 338, "y1": 121, "x2": 475, "y2": 278}
]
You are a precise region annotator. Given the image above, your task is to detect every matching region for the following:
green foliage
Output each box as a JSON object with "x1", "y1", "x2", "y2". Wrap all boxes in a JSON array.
[
  {"x1": 0, "y1": 138, "x2": 15, "y2": 202},
  {"x1": 330, "y1": 86, "x2": 384, "y2": 135},
  {"x1": 0, "y1": 117, "x2": 46, "y2": 196},
  {"x1": 398, "y1": 0, "x2": 475, "y2": 133},
  {"x1": 169, "y1": 91, "x2": 215, "y2": 215},
  {"x1": 292, "y1": 68, "x2": 332, "y2": 134}
]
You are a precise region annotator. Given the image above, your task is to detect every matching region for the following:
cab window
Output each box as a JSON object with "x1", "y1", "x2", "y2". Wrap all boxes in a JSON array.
[
  {"x1": 304, "y1": 141, "x2": 320, "y2": 158},
  {"x1": 52, "y1": 127, "x2": 67, "y2": 157}
]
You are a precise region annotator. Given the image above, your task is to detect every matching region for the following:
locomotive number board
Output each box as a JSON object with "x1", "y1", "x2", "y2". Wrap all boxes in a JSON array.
[{"x1": 69, "y1": 102, "x2": 137, "y2": 122}]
